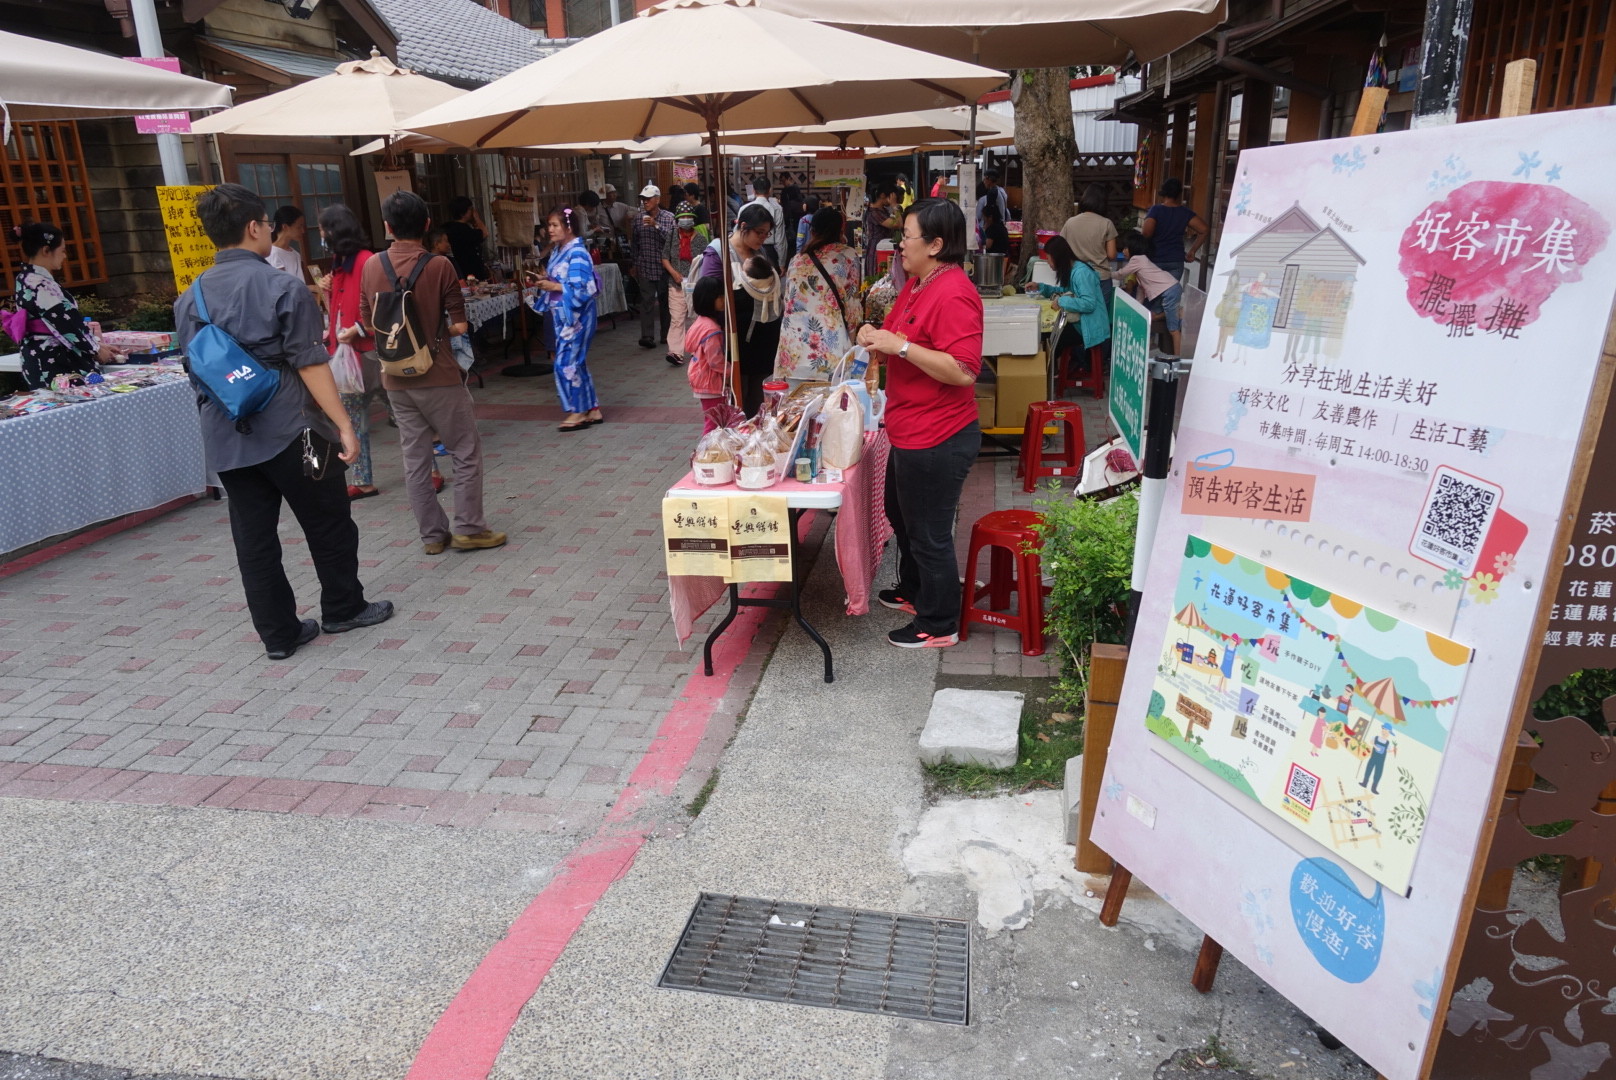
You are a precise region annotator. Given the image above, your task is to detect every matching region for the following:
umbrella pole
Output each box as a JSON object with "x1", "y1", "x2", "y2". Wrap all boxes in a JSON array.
[{"x1": 710, "y1": 120, "x2": 740, "y2": 410}]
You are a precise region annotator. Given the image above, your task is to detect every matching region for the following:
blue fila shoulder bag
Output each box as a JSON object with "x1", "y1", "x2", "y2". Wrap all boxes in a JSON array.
[{"x1": 184, "y1": 271, "x2": 281, "y2": 427}]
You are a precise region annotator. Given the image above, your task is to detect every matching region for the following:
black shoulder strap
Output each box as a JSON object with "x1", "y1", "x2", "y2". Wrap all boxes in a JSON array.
[{"x1": 807, "y1": 249, "x2": 849, "y2": 331}]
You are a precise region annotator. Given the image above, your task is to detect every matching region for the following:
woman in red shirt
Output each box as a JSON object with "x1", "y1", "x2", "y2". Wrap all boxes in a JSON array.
[
  {"x1": 319, "y1": 204, "x2": 386, "y2": 499},
  {"x1": 856, "y1": 199, "x2": 984, "y2": 648}
]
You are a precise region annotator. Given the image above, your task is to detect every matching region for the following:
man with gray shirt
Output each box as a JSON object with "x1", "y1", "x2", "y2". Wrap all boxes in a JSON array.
[{"x1": 173, "y1": 183, "x2": 393, "y2": 661}]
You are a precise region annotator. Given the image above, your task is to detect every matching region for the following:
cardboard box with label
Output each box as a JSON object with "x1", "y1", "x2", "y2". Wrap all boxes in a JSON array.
[{"x1": 991, "y1": 351, "x2": 1047, "y2": 429}]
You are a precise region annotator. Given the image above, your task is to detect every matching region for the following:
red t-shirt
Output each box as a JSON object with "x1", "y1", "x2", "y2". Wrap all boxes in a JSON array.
[
  {"x1": 879, "y1": 264, "x2": 984, "y2": 449},
  {"x1": 326, "y1": 249, "x2": 376, "y2": 353}
]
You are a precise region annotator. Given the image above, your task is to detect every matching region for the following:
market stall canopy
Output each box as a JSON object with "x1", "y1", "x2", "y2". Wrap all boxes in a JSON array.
[
  {"x1": 750, "y1": 0, "x2": 1228, "y2": 68},
  {"x1": 191, "y1": 50, "x2": 464, "y2": 138},
  {"x1": 1174, "y1": 603, "x2": 1211, "y2": 632},
  {"x1": 396, "y1": 0, "x2": 1006, "y2": 148},
  {"x1": 1354, "y1": 677, "x2": 1408, "y2": 724},
  {"x1": 0, "y1": 29, "x2": 233, "y2": 130},
  {"x1": 734, "y1": 105, "x2": 1013, "y2": 149}
]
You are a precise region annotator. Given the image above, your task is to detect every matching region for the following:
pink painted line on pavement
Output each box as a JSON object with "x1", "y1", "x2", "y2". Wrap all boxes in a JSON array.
[
  {"x1": 404, "y1": 516, "x2": 817, "y2": 1080},
  {"x1": 0, "y1": 495, "x2": 200, "y2": 578}
]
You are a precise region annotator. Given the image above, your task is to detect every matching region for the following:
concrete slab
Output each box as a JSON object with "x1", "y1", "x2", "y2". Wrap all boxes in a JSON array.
[
  {"x1": 918, "y1": 688, "x2": 1022, "y2": 768},
  {"x1": 1062, "y1": 753, "x2": 1083, "y2": 844}
]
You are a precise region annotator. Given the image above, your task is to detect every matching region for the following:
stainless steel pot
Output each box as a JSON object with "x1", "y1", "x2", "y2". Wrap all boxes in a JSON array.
[{"x1": 973, "y1": 251, "x2": 1006, "y2": 291}]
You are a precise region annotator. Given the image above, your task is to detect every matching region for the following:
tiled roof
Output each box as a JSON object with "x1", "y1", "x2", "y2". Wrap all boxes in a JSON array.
[{"x1": 367, "y1": 0, "x2": 558, "y2": 86}]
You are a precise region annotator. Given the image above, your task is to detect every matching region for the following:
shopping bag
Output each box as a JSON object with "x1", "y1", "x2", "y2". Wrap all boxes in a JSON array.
[
  {"x1": 819, "y1": 386, "x2": 865, "y2": 471},
  {"x1": 330, "y1": 342, "x2": 365, "y2": 395}
]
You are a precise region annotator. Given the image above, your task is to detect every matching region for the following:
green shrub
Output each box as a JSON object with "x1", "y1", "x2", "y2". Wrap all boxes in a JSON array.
[
  {"x1": 1532, "y1": 668, "x2": 1616, "y2": 734},
  {"x1": 116, "y1": 290, "x2": 179, "y2": 332},
  {"x1": 1031, "y1": 488, "x2": 1138, "y2": 709}
]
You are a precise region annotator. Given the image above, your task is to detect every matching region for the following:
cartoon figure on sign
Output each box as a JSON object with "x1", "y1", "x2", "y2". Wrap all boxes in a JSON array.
[
  {"x1": 1233, "y1": 272, "x2": 1278, "y2": 349},
  {"x1": 1361, "y1": 722, "x2": 1397, "y2": 795},
  {"x1": 1309, "y1": 707, "x2": 1329, "y2": 757}
]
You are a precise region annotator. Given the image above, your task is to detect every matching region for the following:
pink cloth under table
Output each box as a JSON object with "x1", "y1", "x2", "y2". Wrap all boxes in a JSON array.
[{"x1": 666, "y1": 430, "x2": 892, "y2": 644}]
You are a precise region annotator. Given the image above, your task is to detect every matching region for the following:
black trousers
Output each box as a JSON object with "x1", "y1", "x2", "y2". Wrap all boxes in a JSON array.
[
  {"x1": 638, "y1": 275, "x2": 670, "y2": 344},
  {"x1": 217, "y1": 433, "x2": 368, "y2": 652},
  {"x1": 885, "y1": 421, "x2": 981, "y2": 635}
]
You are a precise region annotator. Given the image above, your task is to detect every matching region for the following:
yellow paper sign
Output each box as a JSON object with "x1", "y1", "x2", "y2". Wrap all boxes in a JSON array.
[
  {"x1": 663, "y1": 496, "x2": 730, "y2": 578},
  {"x1": 157, "y1": 185, "x2": 217, "y2": 292},
  {"x1": 725, "y1": 495, "x2": 792, "y2": 583}
]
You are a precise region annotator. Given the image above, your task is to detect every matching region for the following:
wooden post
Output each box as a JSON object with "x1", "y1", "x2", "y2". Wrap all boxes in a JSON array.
[
  {"x1": 1499, "y1": 59, "x2": 1538, "y2": 118},
  {"x1": 1098, "y1": 864, "x2": 1132, "y2": 927},
  {"x1": 1077, "y1": 643, "x2": 1130, "y2": 872},
  {"x1": 1191, "y1": 936, "x2": 1224, "y2": 993},
  {"x1": 1351, "y1": 87, "x2": 1390, "y2": 137}
]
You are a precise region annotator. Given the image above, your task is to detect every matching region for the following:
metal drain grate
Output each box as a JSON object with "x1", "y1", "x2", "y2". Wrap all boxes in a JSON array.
[{"x1": 656, "y1": 892, "x2": 970, "y2": 1024}]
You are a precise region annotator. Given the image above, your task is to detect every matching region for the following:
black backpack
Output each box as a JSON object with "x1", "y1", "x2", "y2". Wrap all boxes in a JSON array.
[{"x1": 370, "y1": 250, "x2": 444, "y2": 377}]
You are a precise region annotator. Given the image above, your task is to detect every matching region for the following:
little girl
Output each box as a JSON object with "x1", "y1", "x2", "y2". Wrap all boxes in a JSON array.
[
  {"x1": 685, "y1": 275, "x2": 728, "y2": 432},
  {"x1": 1117, "y1": 229, "x2": 1184, "y2": 357}
]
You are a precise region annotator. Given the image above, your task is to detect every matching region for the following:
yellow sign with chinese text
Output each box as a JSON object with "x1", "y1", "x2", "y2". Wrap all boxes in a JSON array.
[
  {"x1": 157, "y1": 185, "x2": 216, "y2": 292},
  {"x1": 725, "y1": 495, "x2": 791, "y2": 583},
  {"x1": 663, "y1": 496, "x2": 730, "y2": 578}
]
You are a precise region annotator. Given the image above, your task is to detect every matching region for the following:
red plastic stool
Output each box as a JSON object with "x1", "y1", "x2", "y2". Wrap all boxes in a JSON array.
[
  {"x1": 1055, "y1": 345, "x2": 1107, "y2": 400},
  {"x1": 960, "y1": 509, "x2": 1047, "y2": 656},
  {"x1": 1018, "y1": 400, "x2": 1087, "y2": 493}
]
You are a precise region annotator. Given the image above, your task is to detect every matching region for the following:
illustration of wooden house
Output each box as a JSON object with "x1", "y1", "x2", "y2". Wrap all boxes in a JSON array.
[{"x1": 1222, "y1": 205, "x2": 1365, "y2": 349}]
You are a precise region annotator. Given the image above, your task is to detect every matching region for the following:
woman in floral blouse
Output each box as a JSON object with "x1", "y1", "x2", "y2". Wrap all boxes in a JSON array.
[
  {"x1": 11, "y1": 221, "x2": 110, "y2": 389},
  {"x1": 774, "y1": 206, "x2": 862, "y2": 381}
]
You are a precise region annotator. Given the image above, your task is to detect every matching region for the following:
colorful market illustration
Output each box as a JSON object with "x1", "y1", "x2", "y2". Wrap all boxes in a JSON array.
[{"x1": 1147, "y1": 537, "x2": 1473, "y2": 894}]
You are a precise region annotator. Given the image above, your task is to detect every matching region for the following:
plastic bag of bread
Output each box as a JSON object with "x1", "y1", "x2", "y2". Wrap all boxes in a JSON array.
[
  {"x1": 735, "y1": 430, "x2": 779, "y2": 489},
  {"x1": 691, "y1": 426, "x2": 740, "y2": 485}
]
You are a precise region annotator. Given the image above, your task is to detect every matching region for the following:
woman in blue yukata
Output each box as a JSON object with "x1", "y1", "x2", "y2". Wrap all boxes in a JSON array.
[{"x1": 527, "y1": 205, "x2": 603, "y2": 432}]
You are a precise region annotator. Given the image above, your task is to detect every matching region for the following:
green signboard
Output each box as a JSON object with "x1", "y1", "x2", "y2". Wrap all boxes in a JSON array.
[{"x1": 1109, "y1": 289, "x2": 1150, "y2": 461}]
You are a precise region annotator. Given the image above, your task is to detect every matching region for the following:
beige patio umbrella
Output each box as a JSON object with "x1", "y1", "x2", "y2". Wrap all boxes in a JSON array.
[
  {"x1": 734, "y1": 105, "x2": 1014, "y2": 149},
  {"x1": 191, "y1": 50, "x2": 464, "y2": 138},
  {"x1": 1354, "y1": 677, "x2": 1408, "y2": 724},
  {"x1": 1174, "y1": 603, "x2": 1211, "y2": 632},
  {"x1": 0, "y1": 28, "x2": 232, "y2": 136},
  {"x1": 399, "y1": 0, "x2": 1003, "y2": 387},
  {"x1": 753, "y1": 0, "x2": 1228, "y2": 69}
]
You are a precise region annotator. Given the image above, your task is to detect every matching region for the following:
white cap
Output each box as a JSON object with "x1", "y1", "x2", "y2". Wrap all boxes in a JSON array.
[
  {"x1": 602, "y1": 183, "x2": 617, "y2": 194},
  {"x1": 640, "y1": 184, "x2": 660, "y2": 199}
]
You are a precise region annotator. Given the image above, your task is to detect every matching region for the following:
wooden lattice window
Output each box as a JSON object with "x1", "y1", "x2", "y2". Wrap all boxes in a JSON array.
[
  {"x1": 0, "y1": 121, "x2": 105, "y2": 296},
  {"x1": 1461, "y1": 0, "x2": 1616, "y2": 120}
]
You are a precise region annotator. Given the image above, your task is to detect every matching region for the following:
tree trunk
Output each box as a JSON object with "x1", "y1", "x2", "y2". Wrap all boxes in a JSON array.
[{"x1": 1011, "y1": 68, "x2": 1077, "y2": 277}]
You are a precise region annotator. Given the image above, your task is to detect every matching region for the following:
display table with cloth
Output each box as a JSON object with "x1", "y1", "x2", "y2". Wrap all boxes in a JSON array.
[
  {"x1": 0, "y1": 378, "x2": 207, "y2": 555},
  {"x1": 463, "y1": 289, "x2": 522, "y2": 334},
  {"x1": 665, "y1": 430, "x2": 891, "y2": 683}
]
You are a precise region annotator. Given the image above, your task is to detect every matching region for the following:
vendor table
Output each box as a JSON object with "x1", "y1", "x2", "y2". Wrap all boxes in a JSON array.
[
  {"x1": 0, "y1": 378, "x2": 207, "y2": 555},
  {"x1": 666, "y1": 430, "x2": 891, "y2": 683},
  {"x1": 464, "y1": 289, "x2": 522, "y2": 334}
]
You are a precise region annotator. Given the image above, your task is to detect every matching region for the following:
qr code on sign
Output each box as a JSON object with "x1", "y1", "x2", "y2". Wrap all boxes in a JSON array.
[
  {"x1": 1411, "y1": 466, "x2": 1502, "y2": 574},
  {"x1": 1286, "y1": 764, "x2": 1321, "y2": 810}
]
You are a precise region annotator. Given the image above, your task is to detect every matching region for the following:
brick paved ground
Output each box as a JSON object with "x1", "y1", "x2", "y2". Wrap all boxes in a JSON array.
[
  {"x1": 0, "y1": 324, "x2": 1111, "y2": 824},
  {"x1": 0, "y1": 324, "x2": 767, "y2": 835}
]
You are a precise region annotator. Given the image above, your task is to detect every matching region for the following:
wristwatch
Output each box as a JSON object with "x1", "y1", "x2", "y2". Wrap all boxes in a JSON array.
[{"x1": 897, "y1": 337, "x2": 911, "y2": 361}]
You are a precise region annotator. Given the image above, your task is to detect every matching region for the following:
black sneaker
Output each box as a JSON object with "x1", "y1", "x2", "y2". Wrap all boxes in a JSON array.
[
  {"x1": 665, "y1": 353, "x2": 684, "y2": 366},
  {"x1": 265, "y1": 618, "x2": 320, "y2": 661},
  {"x1": 638, "y1": 337, "x2": 656, "y2": 349},
  {"x1": 877, "y1": 588, "x2": 915, "y2": 614},
  {"x1": 887, "y1": 623, "x2": 959, "y2": 649},
  {"x1": 321, "y1": 600, "x2": 395, "y2": 635}
]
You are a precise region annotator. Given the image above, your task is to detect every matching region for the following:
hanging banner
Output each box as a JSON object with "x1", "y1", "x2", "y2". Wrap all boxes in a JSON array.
[
  {"x1": 127, "y1": 57, "x2": 192, "y2": 135},
  {"x1": 373, "y1": 169, "x2": 412, "y2": 207},
  {"x1": 814, "y1": 150, "x2": 865, "y2": 188},
  {"x1": 672, "y1": 162, "x2": 699, "y2": 184},
  {"x1": 725, "y1": 495, "x2": 792, "y2": 583},
  {"x1": 662, "y1": 497, "x2": 730, "y2": 578},
  {"x1": 156, "y1": 185, "x2": 215, "y2": 292}
]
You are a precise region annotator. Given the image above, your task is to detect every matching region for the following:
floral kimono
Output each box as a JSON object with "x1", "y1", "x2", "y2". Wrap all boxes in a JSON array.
[
  {"x1": 14, "y1": 263, "x2": 99, "y2": 389},
  {"x1": 543, "y1": 237, "x2": 599, "y2": 413}
]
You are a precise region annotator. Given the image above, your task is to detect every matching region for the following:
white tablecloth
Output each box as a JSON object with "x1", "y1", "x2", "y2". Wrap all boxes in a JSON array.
[{"x1": 0, "y1": 379, "x2": 207, "y2": 555}]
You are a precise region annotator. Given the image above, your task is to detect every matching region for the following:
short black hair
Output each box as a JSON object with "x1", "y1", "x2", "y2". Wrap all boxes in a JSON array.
[
  {"x1": 904, "y1": 198, "x2": 967, "y2": 265},
  {"x1": 872, "y1": 178, "x2": 899, "y2": 199},
  {"x1": 691, "y1": 274, "x2": 724, "y2": 322},
  {"x1": 981, "y1": 201, "x2": 1003, "y2": 225},
  {"x1": 15, "y1": 220, "x2": 64, "y2": 260},
  {"x1": 983, "y1": 170, "x2": 1001, "y2": 182},
  {"x1": 270, "y1": 204, "x2": 304, "y2": 241},
  {"x1": 684, "y1": 183, "x2": 702, "y2": 200},
  {"x1": 447, "y1": 195, "x2": 474, "y2": 220},
  {"x1": 577, "y1": 189, "x2": 601, "y2": 209},
  {"x1": 751, "y1": 176, "x2": 771, "y2": 194},
  {"x1": 804, "y1": 206, "x2": 844, "y2": 255},
  {"x1": 384, "y1": 190, "x2": 430, "y2": 240},
  {"x1": 318, "y1": 203, "x2": 367, "y2": 270},
  {"x1": 424, "y1": 227, "x2": 446, "y2": 250},
  {"x1": 196, "y1": 183, "x2": 266, "y2": 248},
  {"x1": 735, "y1": 203, "x2": 773, "y2": 235},
  {"x1": 1118, "y1": 228, "x2": 1150, "y2": 258},
  {"x1": 1078, "y1": 182, "x2": 1109, "y2": 217},
  {"x1": 804, "y1": 193, "x2": 821, "y2": 214},
  {"x1": 1158, "y1": 177, "x2": 1184, "y2": 200}
]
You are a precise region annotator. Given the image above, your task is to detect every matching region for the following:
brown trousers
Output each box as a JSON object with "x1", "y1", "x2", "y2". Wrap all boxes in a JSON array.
[{"x1": 387, "y1": 383, "x2": 488, "y2": 541}]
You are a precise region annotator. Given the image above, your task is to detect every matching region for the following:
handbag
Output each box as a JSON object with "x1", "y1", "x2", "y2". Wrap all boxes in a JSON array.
[{"x1": 807, "y1": 249, "x2": 849, "y2": 332}]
